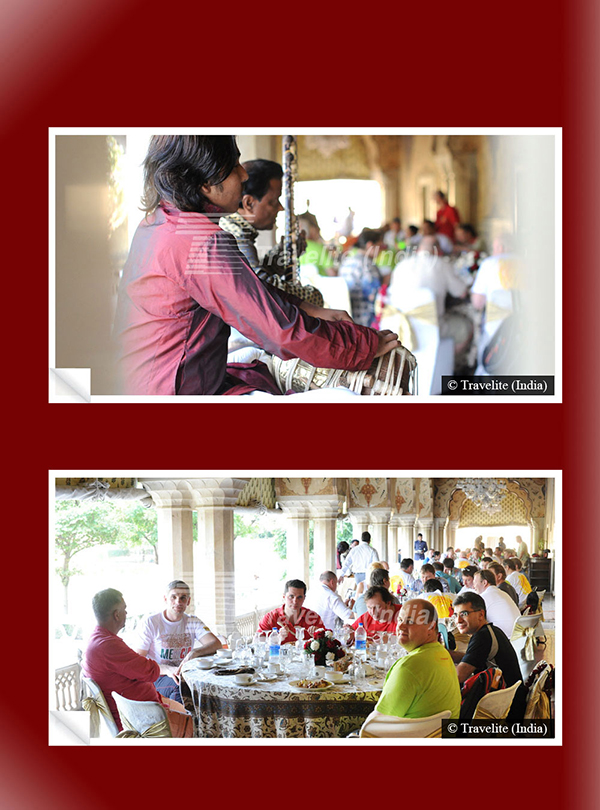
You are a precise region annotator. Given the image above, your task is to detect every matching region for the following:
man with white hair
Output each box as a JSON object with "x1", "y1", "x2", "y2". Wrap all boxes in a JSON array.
[{"x1": 304, "y1": 571, "x2": 355, "y2": 631}]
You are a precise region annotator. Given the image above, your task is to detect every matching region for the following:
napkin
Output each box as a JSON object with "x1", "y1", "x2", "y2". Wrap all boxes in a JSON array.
[{"x1": 214, "y1": 666, "x2": 256, "y2": 676}]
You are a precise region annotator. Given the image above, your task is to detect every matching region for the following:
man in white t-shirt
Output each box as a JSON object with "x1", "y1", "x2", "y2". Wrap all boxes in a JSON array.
[
  {"x1": 473, "y1": 570, "x2": 520, "y2": 638},
  {"x1": 135, "y1": 580, "x2": 222, "y2": 703},
  {"x1": 339, "y1": 532, "x2": 380, "y2": 584},
  {"x1": 304, "y1": 571, "x2": 355, "y2": 631}
]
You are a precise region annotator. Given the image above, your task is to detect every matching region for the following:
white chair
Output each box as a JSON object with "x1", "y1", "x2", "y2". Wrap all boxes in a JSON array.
[
  {"x1": 381, "y1": 285, "x2": 453, "y2": 395},
  {"x1": 81, "y1": 676, "x2": 119, "y2": 738},
  {"x1": 111, "y1": 692, "x2": 173, "y2": 738},
  {"x1": 472, "y1": 680, "x2": 522, "y2": 720},
  {"x1": 359, "y1": 709, "x2": 451, "y2": 738},
  {"x1": 302, "y1": 269, "x2": 353, "y2": 313},
  {"x1": 510, "y1": 612, "x2": 545, "y2": 681}
]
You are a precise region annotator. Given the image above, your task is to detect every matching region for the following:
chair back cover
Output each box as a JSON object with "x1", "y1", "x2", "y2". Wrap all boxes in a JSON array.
[
  {"x1": 112, "y1": 692, "x2": 172, "y2": 738},
  {"x1": 359, "y1": 709, "x2": 452, "y2": 738},
  {"x1": 81, "y1": 676, "x2": 119, "y2": 737},
  {"x1": 473, "y1": 680, "x2": 522, "y2": 720}
]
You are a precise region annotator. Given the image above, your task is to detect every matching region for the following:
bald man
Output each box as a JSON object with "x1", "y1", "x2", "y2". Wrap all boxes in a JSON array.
[{"x1": 366, "y1": 598, "x2": 461, "y2": 723}]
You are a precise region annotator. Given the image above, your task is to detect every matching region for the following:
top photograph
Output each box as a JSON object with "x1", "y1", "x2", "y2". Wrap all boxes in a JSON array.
[{"x1": 50, "y1": 129, "x2": 560, "y2": 403}]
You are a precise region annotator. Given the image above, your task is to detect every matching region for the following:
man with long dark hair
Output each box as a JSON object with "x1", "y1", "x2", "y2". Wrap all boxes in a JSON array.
[{"x1": 113, "y1": 136, "x2": 399, "y2": 395}]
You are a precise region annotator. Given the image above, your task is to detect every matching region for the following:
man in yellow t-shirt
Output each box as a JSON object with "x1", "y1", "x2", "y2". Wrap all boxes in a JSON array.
[
  {"x1": 422, "y1": 578, "x2": 455, "y2": 618},
  {"x1": 373, "y1": 599, "x2": 461, "y2": 720}
]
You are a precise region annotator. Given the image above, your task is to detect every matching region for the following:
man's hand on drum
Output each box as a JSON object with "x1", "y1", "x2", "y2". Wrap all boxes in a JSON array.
[
  {"x1": 300, "y1": 302, "x2": 353, "y2": 323},
  {"x1": 374, "y1": 329, "x2": 400, "y2": 358}
]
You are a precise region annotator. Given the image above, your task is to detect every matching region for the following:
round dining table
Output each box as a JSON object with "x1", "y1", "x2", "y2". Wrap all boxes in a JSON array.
[{"x1": 180, "y1": 659, "x2": 385, "y2": 738}]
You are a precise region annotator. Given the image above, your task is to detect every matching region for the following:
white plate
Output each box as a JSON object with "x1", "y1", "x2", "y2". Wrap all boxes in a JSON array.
[
  {"x1": 257, "y1": 673, "x2": 279, "y2": 682},
  {"x1": 288, "y1": 680, "x2": 335, "y2": 692},
  {"x1": 232, "y1": 678, "x2": 259, "y2": 686}
]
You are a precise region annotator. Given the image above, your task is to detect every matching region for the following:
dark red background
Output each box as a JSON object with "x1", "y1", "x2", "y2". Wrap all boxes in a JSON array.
[{"x1": 3, "y1": 0, "x2": 597, "y2": 805}]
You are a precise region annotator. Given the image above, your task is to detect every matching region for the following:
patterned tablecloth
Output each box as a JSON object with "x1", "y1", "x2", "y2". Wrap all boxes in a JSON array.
[{"x1": 180, "y1": 661, "x2": 385, "y2": 738}]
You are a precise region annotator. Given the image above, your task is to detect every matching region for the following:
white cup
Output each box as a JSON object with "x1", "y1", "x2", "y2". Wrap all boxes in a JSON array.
[
  {"x1": 216, "y1": 649, "x2": 233, "y2": 659},
  {"x1": 325, "y1": 670, "x2": 344, "y2": 683},
  {"x1": 198, "y1": 658, "x2": 214, "y2": 669},
  {"x1": 313, "y1": 666, "x2": 325, "y2": 678},
  {"x1": 235, "y1": 673, "x2": 253, "y2": 685},
  {"x1": 268, "y1": 662, "x2": 282, "y2": 674}
]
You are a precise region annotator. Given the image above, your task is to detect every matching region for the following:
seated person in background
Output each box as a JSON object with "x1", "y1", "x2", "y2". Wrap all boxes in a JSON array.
[
  {"x1": 457, "y1": 551, "x2": 471, "y2": 569},
  {"x1": 405, "y1": 224, "x2": 421, "y2": 250},
  {"x1": 487, "y1": 562, "x2": 519, "y2": 607},
  {"x1": 422, "y1": 578, "x2": 454, "y2": 619},
  {"x1": 492, "y1": 547, "x2": 504, "y2": 563},
  {"x1": 435, "y1": 560, "x2": 461, "y2": 594},
  {"x1": 354, "y1": 567, "x2": 399, "y2": 617},
  {"x1": 304, "y1": 571, "x2": 355, "y2": 631},
  {"x1": 259, "y1": 579, "x2": 325, "y2": 643},
  {"x1": 83, "y1": 588, "x2": 191, "y2": 736},
  {"x1": 480, "y1": 556, "x2": 494, "y2": 569},
  {"x1": 351, "y1": 561, "x2": 388, "y2": 608},
  {"x1": 421, "y1": 563, "x2": 450, "y2": 593},
  {"x1": 484, "y1": 547, "x2": 494, "y2": 559},
  {"x1": 397, "y1": 558, "x2": 423, "y2": 594},
  {"x1": 473, "y1": 570, "x2": 521, "y2": 638},
  {"x1": 445, "y1": 547, "x2": 456, "y2": 560},
  {"x1": 505, "y1": 557, "x2": 532, "y2": 608},
  {"x1": 338, "y1": 229, "x2": 384, "y2": 327},
  {"x1": 219, "y1": 158, "x2": 284, "y2": 279},
  {"x1": 352, "y1": 586, "x2": 401, "y2": 639},
  {"x1": 134, "y1": 580, "x2": 221, "y2": 704},
  {"x1": 450, "y1": 592, "x2": 526, "y2": 718},
  {"x1": 456, "y1": 565, "x2": 479, "y2": 596},
  {"x1": 371, "y1": 599, "x2": 461, "y2": 720}
]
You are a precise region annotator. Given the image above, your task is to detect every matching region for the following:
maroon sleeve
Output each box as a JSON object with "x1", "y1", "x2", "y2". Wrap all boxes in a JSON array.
[
  {"x1": 108, "y1": 636, "x2": 161, "y2": 683},
  {"x1": 179, "y1": 232, "x2": 378, "y2": 371}
]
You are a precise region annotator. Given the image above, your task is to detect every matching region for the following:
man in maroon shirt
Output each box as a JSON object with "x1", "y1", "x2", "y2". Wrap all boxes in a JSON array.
[
  {"x1": 82, "y1": 588, "x2": 191, "y2": 736},
  {"x1": 352, "y1": 585, "x2": 401, "y2": 638},
  {"x1": 258, "y1": 579, "x2": 326, "y2": 644},
  {"x1": 113, "y1": 136, "x2": 400, "y2": 396},
  {"x1": 433, "y1": 190, "x2": 460, "y2": 242}
]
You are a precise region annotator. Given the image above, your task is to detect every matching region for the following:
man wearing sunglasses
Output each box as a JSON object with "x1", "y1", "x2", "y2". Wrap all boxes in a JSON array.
[{"x1": 450, "y1": 593, "x2": 522, "y2": 690}]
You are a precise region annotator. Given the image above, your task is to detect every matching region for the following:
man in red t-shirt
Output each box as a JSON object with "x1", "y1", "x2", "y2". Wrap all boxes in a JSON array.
[
  {"x1": 434, "y1": 190, "x2": 460, "y2": 241},
  {"x1": 258, "y1": 579, "x2": 326, "y2": 643},
  {"x1": 352, "y1": 585, "x2": 401, "y2": 638},
  {"x1": 83, "y1": 588, "x2": 191, "y2": 736}
]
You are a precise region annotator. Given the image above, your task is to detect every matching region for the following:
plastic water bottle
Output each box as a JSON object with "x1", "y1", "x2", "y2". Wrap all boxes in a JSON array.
[
  {"x1": 269, "y1": 628, "x2": 281, "y2": 661},
  {"x1": 355, "y1": 623, "x2": 367, "y2": 661}
]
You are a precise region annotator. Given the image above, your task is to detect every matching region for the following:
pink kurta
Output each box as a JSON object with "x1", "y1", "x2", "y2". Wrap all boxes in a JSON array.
[{"x1": 114, "y1": 203, "x2": 378, "y2": 395}]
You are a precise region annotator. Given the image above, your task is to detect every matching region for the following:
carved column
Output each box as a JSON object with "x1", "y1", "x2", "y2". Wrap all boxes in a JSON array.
[
  {"x1": 312, "y1": 501, "x2": 340, "y2": 581},
  {"x1": 138, "y1": 479, "x2": 197, "y2": 606},
  {"x1": 446, "y1": 519, "x2": 460, "y2": 548},
  {"x1": 388, "y1": 517, "x2": 400, "y2": 566},
  {"x1": 398, "y1": 515, "x2": 417, "y2": 561},
  {"x1": 191, "y1": 478, "x2": 251, "y2": 636},
  {"x1": 349, "y1": 511, "x2": 369, "y2": 541},
  {"x1": 277, "y1": 500, "x2": 312, "y2": 585},
  {"x1": 433, "y1": 518, "x2": 447, "y2": 551}
]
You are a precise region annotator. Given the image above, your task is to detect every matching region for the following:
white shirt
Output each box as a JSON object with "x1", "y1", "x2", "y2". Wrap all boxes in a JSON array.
[
  {"x1": 340, "y1": 541, "x2": 380, "y2": 576},
  {"x1": 479, "y1": 586, "x2": 521, "y2": 638},
  {"x1": 136, "y1": 612, "x2": 211, "y2": 666},
  {"x1": 456, "y1": 585, "x2": 477, "y2": 597},
  {"x1": 304, "y1": 582, "x2": 354, "y2": 631},
  {"x1": 506, "y1": 571, "x2": 528, "y2": 607},
  {"x1": 389, "y1": 254, "x2": 468, "y2": 320}
]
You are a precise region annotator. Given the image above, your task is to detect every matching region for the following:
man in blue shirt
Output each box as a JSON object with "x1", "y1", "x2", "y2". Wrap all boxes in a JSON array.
[
  {"x1": 436, "y1": 559, "x2": 461, "y2": 594},
  {"x1": 414, "y1": 533, "x2": 427, "y2": 566}
]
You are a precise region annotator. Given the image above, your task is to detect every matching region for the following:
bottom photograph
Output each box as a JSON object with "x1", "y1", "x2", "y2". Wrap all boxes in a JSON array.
[{"x1": 50, "y1": 473, "x2": 558, "y2": 744}]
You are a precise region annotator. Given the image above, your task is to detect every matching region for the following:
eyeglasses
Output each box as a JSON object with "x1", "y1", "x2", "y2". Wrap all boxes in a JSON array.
[{"x1": 456, "y1": 609, "x2": 483, "y2": 619}]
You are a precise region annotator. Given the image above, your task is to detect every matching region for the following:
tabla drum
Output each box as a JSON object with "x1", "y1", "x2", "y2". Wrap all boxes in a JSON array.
[{"x1": 272, "y1": 346, "x2": 417, "y2": 397}]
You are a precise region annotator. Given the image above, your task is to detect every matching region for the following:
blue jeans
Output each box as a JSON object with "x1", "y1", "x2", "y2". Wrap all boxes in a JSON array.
[
  {"x1": 154, "y1": 674, "x2": 181, "y2": 704},
  {"x1": 355, "y1": 572, "x2": 366, "y2": 584}
]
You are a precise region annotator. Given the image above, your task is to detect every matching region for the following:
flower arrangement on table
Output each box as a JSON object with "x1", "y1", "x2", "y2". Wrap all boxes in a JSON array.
[
  {"x1": 304, "y1": 628, "x2": 346, "y2": 666},
  {"x1": 397, "y1": 587, "x2": 409, "y2": 604}
]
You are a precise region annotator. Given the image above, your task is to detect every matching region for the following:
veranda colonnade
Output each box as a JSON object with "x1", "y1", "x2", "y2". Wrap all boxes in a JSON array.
[{"x1": 138, "y1": 478, "x2": 430, "y2": 638}]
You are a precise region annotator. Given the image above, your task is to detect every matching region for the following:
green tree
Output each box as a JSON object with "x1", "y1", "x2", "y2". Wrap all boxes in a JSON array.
[
  {"x1": 337, "y1": 520, "x2": 354, "y2": 544},
  {"x1": 113, "y1": 503, "x2": 159, "y2": 563},
  {"x1": 54, "y1": 501, "x2": 121, "y2": 613}
]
